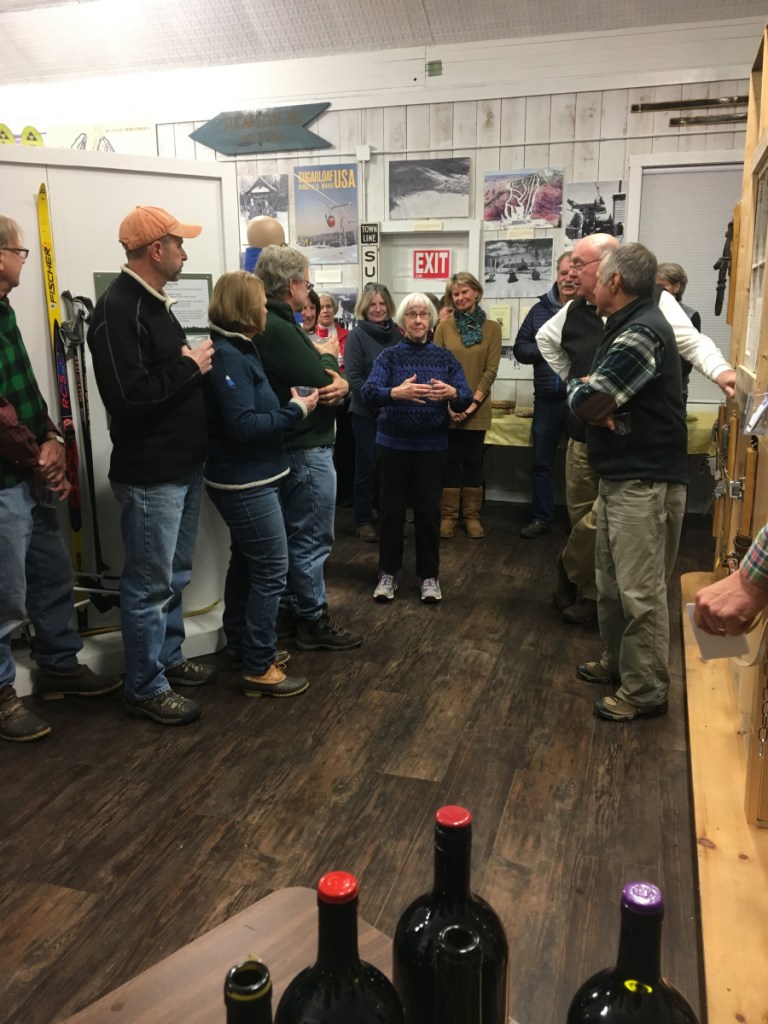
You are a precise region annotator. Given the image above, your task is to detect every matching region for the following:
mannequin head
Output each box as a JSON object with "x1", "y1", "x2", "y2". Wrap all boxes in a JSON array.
[{"x1": 246, "y1": 216, "x2": 285, "y2": 249}]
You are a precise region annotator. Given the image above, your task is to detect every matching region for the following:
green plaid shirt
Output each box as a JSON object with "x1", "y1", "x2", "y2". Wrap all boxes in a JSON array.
[{"x1": 0, "y1": 297, "x2": 54, "y2": 488}]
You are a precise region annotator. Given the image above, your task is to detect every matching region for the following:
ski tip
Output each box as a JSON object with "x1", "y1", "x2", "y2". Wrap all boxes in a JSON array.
[
  {"x1": 21, "y1": 126, "x2": 44, "y2": 147},
  {"x1": 0, "y1": 123, "x2": 15, "y2": 145},
  {"x1": 38, "y1": 183, "x2": 48, "y2": 198}
]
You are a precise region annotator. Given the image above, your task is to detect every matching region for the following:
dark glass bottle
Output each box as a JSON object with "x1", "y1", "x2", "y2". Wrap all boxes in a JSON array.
[
  {"x1": 392, "y1": 805, "x2": 509, "y2": 1024},
  {"x1": 225, "y1": 958, "x2": 273, "y2": 1023},
  {"x1": 274, "y1": 871, "x2": 405, "y2": 1024},
  {"x1": 434, "y1": 925, "x2": 483, "y2": 1024},
  {"x1": 566, "y1": 881, "x2": 700, "y2": 1023}
]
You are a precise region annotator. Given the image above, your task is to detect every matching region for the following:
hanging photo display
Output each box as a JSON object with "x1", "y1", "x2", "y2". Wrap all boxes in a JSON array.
[
  {"x1": 483, "y1": 168, "x2": 564, "y2": 228},
  {"x1": 389, "y1": 157, "x2": 471, "y2": 219},
  {"x1": 483, "y1": 237, "x2": 555, "y2": 298},
  {"x1": 564, "y1": 180, "x2": 626, "y2": 241},
  {"x1": 293, "y1": 163, "x2": 359, "y2": 264},
  {"x1": 237, "y1": 167, "x2": 289, "y2": 246}
]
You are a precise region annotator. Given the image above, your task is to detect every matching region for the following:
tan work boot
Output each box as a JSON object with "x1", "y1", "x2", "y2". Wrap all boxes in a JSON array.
[
  {"x1": 440, "y1": 488, "x2": 461, "y2": 538},
  {"x1": 462, "y1": 486, "x2": 485, "y2": 539}
]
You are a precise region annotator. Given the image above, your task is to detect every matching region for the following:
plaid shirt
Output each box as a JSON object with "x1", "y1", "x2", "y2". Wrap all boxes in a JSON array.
[
  {"x1": 567, "y1": 325, "x2": 662, "y2": 414},
  {"x1": 743, "y1": 524, "x2": 768, "y2": 592},
  {"x1": 0, "y1": 297, "x2": 54, "y2": 488}
]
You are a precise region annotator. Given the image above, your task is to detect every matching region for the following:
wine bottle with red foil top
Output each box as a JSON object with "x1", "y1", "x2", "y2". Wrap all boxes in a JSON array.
[
  {"x1": 274, "y1": 871, "x2": 404, "y2": 1024},
  {"x1": 392, "y1": 806, "x2": 509, "y2": 1024},
  {"x1": 434, "y1": 925, "x2": 483, "y2": 1024},
  {"x1": 224, "y1": 958, "x2": 273, "y2": 1023},
  {"x1": 566, "y1": 881, "x2": 700, "y2": 1023}
]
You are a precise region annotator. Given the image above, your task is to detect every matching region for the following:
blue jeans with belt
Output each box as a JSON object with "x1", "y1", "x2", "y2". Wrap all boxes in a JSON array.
[
  {"x1": 207, "y1": 482, "x2": 287, "y2": 676},
  {"x1": 279, "y1": 447, "x2": 336, "y2": 621},
  {"x1": 111, "y1": 467, "x2": 203, "y2": 701},
  {"x1": 0, "y1": 481, "x2": 81, "y2": 691}
]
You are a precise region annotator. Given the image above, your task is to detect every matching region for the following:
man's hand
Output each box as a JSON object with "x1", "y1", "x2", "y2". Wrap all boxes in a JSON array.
[
  {"x1": 38, "y1": 438, "x2": 66, "y2": 486},
  {"x1": 184, "y1": 338, "x2": 214, "y2": 375},
  {"x1": 314, "y1": 337, "x2": 340, "y2": 359},
  {"x1": 317, "y1": 368, "x2": 349, "y2": 405},
  {"x1": 715, "y1": 368, "x2": 736, "y2": 398},
  {"x1": 693, "y1": 568, "x2": 768, "y2": 635}
]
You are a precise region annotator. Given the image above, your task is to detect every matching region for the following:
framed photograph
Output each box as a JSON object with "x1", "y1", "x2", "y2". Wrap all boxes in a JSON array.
[
  {"x1": 483, "y1": 238, "x2": 554, "y2": 298},
  {"x1": 237, "y1": 168, "x2": 289, "y2": 245},
  {"x1": 483, "y1": 168, "x2": 564, "y2": 228},
  {"x1": 389, "y1": 158, "x2": 471, "y2": 219},
  {"x1": 564, "y1": 180, "x2": 626, "y2": 241}
]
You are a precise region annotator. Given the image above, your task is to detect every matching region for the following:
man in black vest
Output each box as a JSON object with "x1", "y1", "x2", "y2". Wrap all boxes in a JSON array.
[
  {"x1": 568, "y1": 244, "x2": 687, "y2": 721},
  {"x1": 538, "y1": 235, "x2": 735, "y2": 625}
]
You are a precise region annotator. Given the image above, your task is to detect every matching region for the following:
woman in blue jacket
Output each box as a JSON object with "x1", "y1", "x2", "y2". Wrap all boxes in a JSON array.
[{"x1": 204, "y1": 271, "x2": 318, "y2": 698}]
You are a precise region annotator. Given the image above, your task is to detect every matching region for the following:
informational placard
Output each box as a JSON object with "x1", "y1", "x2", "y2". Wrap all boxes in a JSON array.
[
  {"x1": 413, "y1": 249, "x2": 450, "y2": 279},
  {"x1": 93, "y1": 273, "x2": 213, "y2": 334}
]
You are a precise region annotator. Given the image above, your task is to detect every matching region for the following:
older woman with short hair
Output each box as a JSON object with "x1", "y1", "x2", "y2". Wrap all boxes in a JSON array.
[
  {"x1": 344, "y1": 282, "x2": 399, "y2": 540},
  {"x1": 434, "y1": 270, "x2": 501, "y2": 539},
  {"x1": 205, "y1": 271, "x2": 318, "y2": 697},
  {"x1": 361, "y1": 293, "x2": 472, "y2": 603}
]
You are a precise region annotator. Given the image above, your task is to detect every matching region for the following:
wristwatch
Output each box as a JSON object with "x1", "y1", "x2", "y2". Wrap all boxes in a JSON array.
[{"x1": 46, "y1": 431, "x2": 65, "y2": 445}]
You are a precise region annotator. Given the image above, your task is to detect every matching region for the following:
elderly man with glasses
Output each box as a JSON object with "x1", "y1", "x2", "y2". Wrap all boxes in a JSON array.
[
  {"x1": 0, "y1": 215, "x2": 120, "y2": 742},
  {"x1": 536, "y1": 233, "x2": 735, "y2": 627}
]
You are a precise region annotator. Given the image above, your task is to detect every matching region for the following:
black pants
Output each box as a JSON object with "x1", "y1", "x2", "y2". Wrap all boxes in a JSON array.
[
  {"x1": 444, "y1": 430, "x2": 485, "y2": 488},
  {"x1": 377, "y1": 446, "x2": 446, "y2": 580}
]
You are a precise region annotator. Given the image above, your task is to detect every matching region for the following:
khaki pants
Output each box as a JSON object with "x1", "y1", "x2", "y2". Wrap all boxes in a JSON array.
[
  {"x1": 595, "y1": 479, "x2": 686, "y2": 708},
  {"x1": 562, "y1": 439, "x2": 599, "y2": 599}
]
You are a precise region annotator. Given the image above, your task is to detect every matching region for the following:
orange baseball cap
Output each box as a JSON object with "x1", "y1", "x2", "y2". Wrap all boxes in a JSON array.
[{"x1": 119, "y1": 206, "x2": 202, "y2": 251}]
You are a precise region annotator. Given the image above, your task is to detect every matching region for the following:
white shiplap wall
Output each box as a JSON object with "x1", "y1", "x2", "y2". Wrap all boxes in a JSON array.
[{"x1": 158, "y1": 77, "x2": 747, "y2": 412}]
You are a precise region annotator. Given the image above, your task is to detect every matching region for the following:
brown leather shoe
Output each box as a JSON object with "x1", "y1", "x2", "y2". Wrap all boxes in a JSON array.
[
  {"x1": 34, "y1": 664, "x2": 123, "y2": 700},
  {"x1": 0, "y1": 687, "x2": 51, "y2": 742},
  {"x1": 562, "y1": 597, "x2": 597, "y2": 624},
  {"x1": 241, "y1": 664, "x2": 308, "y2": 698}
]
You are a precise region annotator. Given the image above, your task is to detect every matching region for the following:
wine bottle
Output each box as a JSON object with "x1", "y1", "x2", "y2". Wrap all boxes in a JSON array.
[
  {"x1": 392, "y1": 805, "x2": 509, "y2": 1024},
  {"x1": 566, "y1": 881, "x2": 700, "y2": 1023},
  {"x1": 274, "y1": 871, "x2": 404, "y2": 1024},
  {"x1": 434, "y1": 925, "x2": 483, "y2": 1024},
  {"x1": 224, "y1": 958, "x2": 273, "y2": 1023}
]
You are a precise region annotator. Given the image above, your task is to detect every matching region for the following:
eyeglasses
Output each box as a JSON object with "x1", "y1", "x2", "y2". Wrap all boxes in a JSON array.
[
  {"x1": 405, "y1": 310, "x2": 431, "y2": 320},
  {"x1": 569, "y1": 258, "x2": 599, "y2": 272},
  {"x1": 304, "y1": 279, "x2": 314, "y2": 290},
  {"x1": 1, "y1": 247, "x2": 29, "y2": 260}
]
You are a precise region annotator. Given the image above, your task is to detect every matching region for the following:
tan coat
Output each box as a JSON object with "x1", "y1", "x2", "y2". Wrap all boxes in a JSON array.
[{"x1": 433, "y1": 315, "x2": 502, "y2": 431}]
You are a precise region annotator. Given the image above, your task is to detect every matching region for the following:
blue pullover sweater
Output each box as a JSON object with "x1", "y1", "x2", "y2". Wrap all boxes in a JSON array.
[
  {"x1": 512, "y1": 284, "x2": 566, "y2": 401},
  {"x1": 204, "y1": 325, "x2": 305, "y2": 488},
  {"x1": 361, "y1": 338, "x2": 472, "y2": 452}
]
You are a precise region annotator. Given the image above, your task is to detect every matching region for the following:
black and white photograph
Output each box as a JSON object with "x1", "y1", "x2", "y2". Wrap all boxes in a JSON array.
[
  {"x1": 236, "y1": 167, "x2": 289, "y2": 245},
  {"x1": 321, "y1": 286, "x2": 359, "y2": 332},
  {"x1": 389, "y1": 157, "x2": 471, "y2": 220},
  {"x1": 483, "y1": 238, "x2": 555, "y2": 298},
  {"x1": 564, "y1": 180, "x2": 626, "y2": 241}
]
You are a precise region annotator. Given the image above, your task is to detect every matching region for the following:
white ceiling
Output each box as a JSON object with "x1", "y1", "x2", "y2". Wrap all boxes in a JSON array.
[{"x1": 0, "y1": 0, "x2": 765, "y2": 87}]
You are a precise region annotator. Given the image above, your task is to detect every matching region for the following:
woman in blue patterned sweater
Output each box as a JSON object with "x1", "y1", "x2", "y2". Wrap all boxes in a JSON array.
[{"x1": 361, "y1": 293, "x2": 472, "y2": 604}]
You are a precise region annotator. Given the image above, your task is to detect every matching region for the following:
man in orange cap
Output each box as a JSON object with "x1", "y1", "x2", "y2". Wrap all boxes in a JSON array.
[{"x1": 88, "y1": 206, "x2": 214, "y2": 726}]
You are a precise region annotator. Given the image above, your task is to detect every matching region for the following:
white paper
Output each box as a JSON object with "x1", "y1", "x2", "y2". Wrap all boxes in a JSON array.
[{"x1": 685, "y1": 603, "x2": 749, "y2": 661}]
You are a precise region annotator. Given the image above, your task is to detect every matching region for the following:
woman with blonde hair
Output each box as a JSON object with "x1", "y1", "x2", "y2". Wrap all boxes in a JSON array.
[
  {"x1": 434, "y1": 271, "x2": 501, "y2": 539},
  {"x1": 204, "y1": 271, "x2": 318, "y2": 698}
]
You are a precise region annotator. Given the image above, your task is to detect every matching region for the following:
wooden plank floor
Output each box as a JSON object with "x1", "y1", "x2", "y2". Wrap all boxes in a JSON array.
[{"x1": 0, "y1": 503, "x2": 711, "y2": 1024}]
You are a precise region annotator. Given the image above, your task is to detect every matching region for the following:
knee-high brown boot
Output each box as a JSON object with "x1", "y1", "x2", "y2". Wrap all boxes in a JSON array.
[
  {"x1": 462, "y1": 486, "x2": 485, "y2": 538},
  {"x1": 440, "y1": 488, "x2": 461, "y2": 538}
]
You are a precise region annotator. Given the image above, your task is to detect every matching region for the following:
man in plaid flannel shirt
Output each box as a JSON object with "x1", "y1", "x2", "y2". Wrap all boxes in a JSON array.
[
  {"x1": 0, "y1": 214, "x2": 120, "y2": 743},
  {"x1": 695, "y1": 525, "x2": 768, "y2": 635}
]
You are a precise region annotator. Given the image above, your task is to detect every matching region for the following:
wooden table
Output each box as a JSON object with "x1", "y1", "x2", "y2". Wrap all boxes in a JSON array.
[{"x1": 62, "y1": 887, "x2": 392, "y2": 1023}]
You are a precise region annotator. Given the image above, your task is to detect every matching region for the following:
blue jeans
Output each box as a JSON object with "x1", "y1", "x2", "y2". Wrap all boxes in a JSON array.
[
  {"x1": 530, "y1": 398, "x2": 566, "y2": 523},
  {"x1": 207, "y1": 483, "x2": 287, "y2": 675},
  {"x1": 350, "y1": 413, "x2": 378, "y2": 525},
  {"x1": 111, "y1": 468, "x2": 203, "y2": 701},
  {"x1": 0, "y1": 481, "x2": 81, "y2": 691},
  {"x1": 279, "y1": 447, "x2": 336, "y2": 621}
]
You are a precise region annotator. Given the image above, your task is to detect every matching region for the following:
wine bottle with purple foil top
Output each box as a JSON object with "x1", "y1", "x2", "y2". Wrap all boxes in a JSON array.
[
  {"x1": 566, "y1": 881, "x2": 700, "y2": 1023},
  {"x1": 274, "y1": 871, "x2": 404, "y2": 1024},
  {"x1": 434, "y1": 925, "x2": 483, "y2": 1024},
  {"x1": 224, "y1": 958, "x2": 273, "y2": 1023},
  {"x1": 392, "y1": 806, "x2": 509, "y2": 1024}
]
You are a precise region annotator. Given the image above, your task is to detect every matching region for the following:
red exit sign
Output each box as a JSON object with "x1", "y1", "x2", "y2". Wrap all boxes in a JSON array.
[{"x1": 413, "y1": 249, "x2": 450, "y2": 279}]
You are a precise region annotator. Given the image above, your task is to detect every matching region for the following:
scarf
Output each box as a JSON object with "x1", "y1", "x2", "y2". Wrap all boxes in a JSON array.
[{"x1": 453, "y1": 305, "x2": 487, "y2": 348}]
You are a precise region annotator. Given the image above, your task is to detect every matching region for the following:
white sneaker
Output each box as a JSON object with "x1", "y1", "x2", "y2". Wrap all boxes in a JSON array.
[
  {"x1": 373, "y1": 572, "x2": 398, "y2": 602},
  {"x1": 420, "y1": 577, "x2": 442, "y2": 603}
]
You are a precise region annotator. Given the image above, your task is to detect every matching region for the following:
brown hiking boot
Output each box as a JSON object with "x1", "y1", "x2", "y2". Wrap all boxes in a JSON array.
[
  {"x1": 562, "y1": 597, "x2": 597, "y2": 625},
  {"x1": 34, "y1": 663, "x2": 123, "y2": 701},
  {"x1": 0, "y1": 687, "x2": 51, "y2": 742}
]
